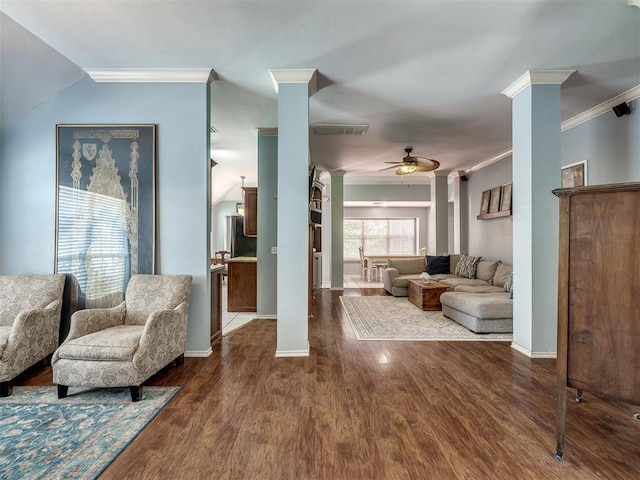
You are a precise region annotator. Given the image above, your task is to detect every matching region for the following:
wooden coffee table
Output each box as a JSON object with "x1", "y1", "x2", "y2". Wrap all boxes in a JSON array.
[{"x1": 407, "y1": 279, "x2": 450, "y2": 311}]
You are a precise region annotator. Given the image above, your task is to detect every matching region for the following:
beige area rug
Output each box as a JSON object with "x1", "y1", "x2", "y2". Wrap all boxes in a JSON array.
[{"x1": 339, "y1": 296, "x2": 513, "y2": 341}]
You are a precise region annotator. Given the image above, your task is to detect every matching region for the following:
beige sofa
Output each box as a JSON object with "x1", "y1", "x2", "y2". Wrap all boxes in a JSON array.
[{"x1": 382, "y1": 255, "x2": 513, "y2": 333}]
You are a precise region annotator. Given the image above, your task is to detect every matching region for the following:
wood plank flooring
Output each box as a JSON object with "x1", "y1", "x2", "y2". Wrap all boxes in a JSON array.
[{"x1": 18, "y1": 288, "x2": 640, "y2": 479}]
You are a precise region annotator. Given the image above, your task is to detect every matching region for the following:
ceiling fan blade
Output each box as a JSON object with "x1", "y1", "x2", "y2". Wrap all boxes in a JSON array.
[
  {"x1": 414, "y1": 161, "x2": 440, "y2": 172},
  {"x1": 383, "y1": 161, "x2": 403, "y2": 164},
  {"x1": 380, "y1": 164, "x2": 400, "y2": 171}
]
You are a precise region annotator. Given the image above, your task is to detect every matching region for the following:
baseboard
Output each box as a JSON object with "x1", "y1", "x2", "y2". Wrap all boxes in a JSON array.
[
  {"x1": 511, "y1": 342, "x2": 557, "y2": 359},
  {"x1": 255, "y1": 315, "x2": 277, "y2": 320},
  {"x1": 185, "y1": 348, "x2": 212, "y2": 358},
  {"x1": 330, "y1": 287, "x2": 345, "y2": 291},
  {"x1": 275, "y1": 343, "x2": 310, "y2": 357}
]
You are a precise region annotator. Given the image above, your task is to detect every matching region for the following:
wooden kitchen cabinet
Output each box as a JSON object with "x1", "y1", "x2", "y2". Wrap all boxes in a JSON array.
[{"x1": 242, "y1": 187, "x2": 257, "y2": 237}]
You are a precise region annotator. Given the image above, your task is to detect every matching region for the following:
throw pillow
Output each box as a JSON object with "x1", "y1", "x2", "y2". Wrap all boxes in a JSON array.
[
  {"x1": 476, "y1": 260, "x2": 500, "y2": 283},
  {"x1": 503, "y1": 272, "x2": 513, "y2": 293},
  {"x1": 426, "y1": 255, "x2": 450, "y2": 275},
  {"x1": 493, "y1": 263, "x2": 512, "y2": 287},
  {"x1": 454, "y1": 255, "x2": 482, "y2": 279},
  {"x1": 449, "y1": 254, "x2": 461, "y2": 273}
]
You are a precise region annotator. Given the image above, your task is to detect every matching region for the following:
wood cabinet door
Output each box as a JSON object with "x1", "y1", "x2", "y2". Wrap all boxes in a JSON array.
[{"x1": 242, "y1": 187, "x2": 257, "y2": 237}]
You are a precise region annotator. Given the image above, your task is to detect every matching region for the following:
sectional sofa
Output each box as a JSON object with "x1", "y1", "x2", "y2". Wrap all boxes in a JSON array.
[{"x1": 382, "y1": 255, "x2": 513, "y2": 333}]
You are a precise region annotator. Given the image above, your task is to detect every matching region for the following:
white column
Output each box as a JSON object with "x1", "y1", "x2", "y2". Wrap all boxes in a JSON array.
[
  {"x1": 427, "y1": 171, "x2": 450, "y2": 255},
  {"x1": 450, "y1": 171, "x2": 468, "y2": 254},
  {"x1": 502, "y1": 70, "x2": 574, "y2": 357},
  {"x1": 330, "y1": 170, "x2": 345, "y2": 289},
  {"x1": 270, "y1": 69, "x2": 317, "y2": 357}
]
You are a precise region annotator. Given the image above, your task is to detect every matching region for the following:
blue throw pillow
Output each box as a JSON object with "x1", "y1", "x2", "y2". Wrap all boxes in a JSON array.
[{"x1": 426, "y1": 255, "x2": 450, "y2": 275}]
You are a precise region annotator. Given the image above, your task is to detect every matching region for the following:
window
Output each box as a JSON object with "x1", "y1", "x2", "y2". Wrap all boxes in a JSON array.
[{"x1": 344, "y1": 217, "x2": 417, "y2": 260}]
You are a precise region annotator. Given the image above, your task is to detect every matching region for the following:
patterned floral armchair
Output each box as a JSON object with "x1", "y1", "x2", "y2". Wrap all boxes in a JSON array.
[
  {"x1": 0, "y1": 274, "x2": 66, "y2": 396},
  {"x1": 52, "y1": 274, "x2": 192, "y2": 402}
]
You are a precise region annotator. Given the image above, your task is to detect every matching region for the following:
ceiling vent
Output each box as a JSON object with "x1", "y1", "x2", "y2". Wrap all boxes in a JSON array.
[{"x1": 313, "y1": 124, "x2": 368, "y2": 135}]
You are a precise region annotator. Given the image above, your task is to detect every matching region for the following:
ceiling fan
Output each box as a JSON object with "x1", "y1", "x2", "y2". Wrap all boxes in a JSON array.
[{"x1": 381, "y1": 147, "x2": 440, "y2": 175}]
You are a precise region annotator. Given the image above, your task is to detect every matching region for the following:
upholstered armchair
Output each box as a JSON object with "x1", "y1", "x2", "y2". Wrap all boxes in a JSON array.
[
  {"x1": 0, "y1": 274, "x2": 66, "y2": 396},
  {"x1": 52, "y1": 274, "x2": 192, "y2": 402}
]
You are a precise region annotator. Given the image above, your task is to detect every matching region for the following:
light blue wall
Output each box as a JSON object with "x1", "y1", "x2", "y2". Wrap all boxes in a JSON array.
[
  {"x1": 257, "y1": 133, "x2": 277, "y2": 317},
  {"x1": 0, "y1": 75, "x2": 212, "y2": 354},
  {"x1": 562, "y1": 99, "x2": 639, "y2": 184},
  {"x1": 345, "y1": 184, "x2": 430, "y2": 202},
  {"x1": 467, "y1": 157, "x2": 513, "y2": 263}
]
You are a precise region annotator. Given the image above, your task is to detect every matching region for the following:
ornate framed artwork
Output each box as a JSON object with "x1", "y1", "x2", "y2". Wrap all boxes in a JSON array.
[
  {"x1": 561, "y1": 160, "x2": 587, "y2": 188},
  {"x1": 480, "y1": 190, "x2": 491, "y2": 215},
  {"x1": 55, "y1": 124, "x2": 157, "y2": 309},
  {"x1": 488, "y1": 186, "x2": 502, "y2": 214},
  {"x1": 500, "y1": 183, "x2": 512, "y2": 211}
]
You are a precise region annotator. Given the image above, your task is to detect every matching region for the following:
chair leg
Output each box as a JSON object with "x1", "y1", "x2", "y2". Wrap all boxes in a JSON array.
[
  {"x1": 130, "y1": 385, "x2": 143, "y2": 402},
  {"x1": 57, "y1": 384, "x2": 69, "y2": 399},
  {"x1": 0, "y1": 381, "x2": 13, "y2": 397},
  {"x1": 174, "y1": 354, "x2": 185, "y2": 368}
]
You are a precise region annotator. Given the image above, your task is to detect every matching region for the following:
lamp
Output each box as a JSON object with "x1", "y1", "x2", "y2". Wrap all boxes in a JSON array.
[
  {"x1": 400, "y1": 164, "x2": 417, "y2": 174},
  {"x1": 236, "y1": 176, "x2": 246, "y2": 215}
]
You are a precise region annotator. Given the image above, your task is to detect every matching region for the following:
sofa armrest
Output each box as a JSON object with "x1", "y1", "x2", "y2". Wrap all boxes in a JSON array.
[
  {"x1": 382, "y1": 268, "x2": 399, "y2": 294},
  {"x1": 63, "y1": 302, "x2": 126, "y2": 342},
  {"x1": 133, "y1": 302, "x2": 189, "y2": 370},
  {"x1": 2, "y1": 301, "x2": 62, "y2": 360}
]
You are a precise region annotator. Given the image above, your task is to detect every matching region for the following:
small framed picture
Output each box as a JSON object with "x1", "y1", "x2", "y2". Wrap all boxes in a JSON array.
[
  {"x1": 488, "y1": 186, "x2": 502, "y2": 214},
  {"x1": 561, "y1": 160, "x2": 587, "y2": 188},
  {"x1": 480, "y1": 190, "x2": 491, "y2": 214},
  {"x1": 500, "y1": 183, "x2": 512, "y2": 211}
]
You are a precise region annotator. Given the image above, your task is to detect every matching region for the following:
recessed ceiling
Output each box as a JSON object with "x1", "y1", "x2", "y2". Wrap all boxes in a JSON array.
[{"x1": 1, "y1": 1, "x2": 639, "y2": 204}]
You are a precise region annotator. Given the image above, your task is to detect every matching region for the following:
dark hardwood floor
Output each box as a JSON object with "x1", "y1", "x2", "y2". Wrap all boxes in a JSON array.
[{"x1": 19, "y1": 288, "x2": 640, "y2": 479}]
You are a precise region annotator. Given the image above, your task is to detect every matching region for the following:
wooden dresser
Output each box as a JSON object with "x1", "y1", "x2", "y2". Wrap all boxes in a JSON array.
[{"x1": 553, "y1": 182, "x2": 640, "y2": 460}]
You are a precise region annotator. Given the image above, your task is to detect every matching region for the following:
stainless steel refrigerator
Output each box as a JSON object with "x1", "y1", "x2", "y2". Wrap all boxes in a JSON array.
[{"x1": 226, "y1": 215, "x2": 257, "y2": 258}]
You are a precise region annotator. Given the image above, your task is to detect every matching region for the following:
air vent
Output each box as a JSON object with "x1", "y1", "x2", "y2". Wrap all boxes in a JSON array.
[{"x1": 313, "y1": 124, "x2": 368, "y2": 135}]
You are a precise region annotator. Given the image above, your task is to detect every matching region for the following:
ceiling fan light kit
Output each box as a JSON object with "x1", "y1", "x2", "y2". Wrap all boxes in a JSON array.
[{"x1": 383, "y1": 147, "x2": 441, "y2": 175}]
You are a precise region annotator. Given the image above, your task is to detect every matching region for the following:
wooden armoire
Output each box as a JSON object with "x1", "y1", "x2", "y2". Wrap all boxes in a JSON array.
[{"x1": 553, "y1": 182, "x2": 640, "y2": 460}]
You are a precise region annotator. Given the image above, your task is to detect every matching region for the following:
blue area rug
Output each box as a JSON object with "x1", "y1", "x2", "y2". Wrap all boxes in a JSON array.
[{"x1": 0, "y1": 386, "x2": 180, "y2": 479}]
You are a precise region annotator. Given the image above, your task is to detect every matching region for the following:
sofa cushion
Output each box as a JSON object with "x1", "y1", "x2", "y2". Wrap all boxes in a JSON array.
[
  {"x1": 426, "y1": 255, "x2": 450, "y2": 274},
  {"x1": 56, "y1": 325, "x2": 144, "y2": 362},
  {"x1": 440, "y1": 292, "x2": 512, "y2": 319},
  {"x1": 387, "y1": 257, "x2": 425, "y2": 275},
  {"x1": 428, "y1": 273, "x2": 457, "y2": 282},
  {"x1": 493, "y1": 263, "x2": 512, "y2": 287},
  {"x1": 452, "y1": 285, "x2": 505, "y2": 294},
  {"x1": 439, "y1": 277, "x2": 491, "y2": 288},
  {"x1": 391, "y1": 274, "x2": 420, "y2": 289},
  {"x1": 453, "y1": 255, "x2": 482, "y2": 279},
  {"x1": 476, "y1": 260, "x2": 500, "y2": 283}
]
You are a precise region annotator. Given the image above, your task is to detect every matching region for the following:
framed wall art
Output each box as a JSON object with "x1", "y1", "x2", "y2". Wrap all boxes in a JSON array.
[
  {"x1": 55, "y1": 124, "x2": 157, "y2": 309},
  {"x1": 561, "y1": 160, "x2": 587, "y2": 188},
  {"x1": 488, "y1": 186, "x2": 502, "y2": 214},
  {"x1": 500, "y1": 183, "x2": 512, "y2": 211},
  {"x1": 480, "y1": 190, "x2": 491, "y2": 215}
]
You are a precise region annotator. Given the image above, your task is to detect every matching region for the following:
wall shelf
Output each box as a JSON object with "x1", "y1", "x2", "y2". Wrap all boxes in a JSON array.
[{"x1": 477, "y1": 210, "x2": 512, "y2": 220}]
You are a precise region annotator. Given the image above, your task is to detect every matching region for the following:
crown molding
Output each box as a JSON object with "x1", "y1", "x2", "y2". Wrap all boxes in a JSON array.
[
  {"x1": 561, "y1": 84, "x2": 640, "y2": 131},
  {"x1": 426, "y1": 170, "x2": 451, "y2": 178},
  {"x1": 269, "y1": 69, "x2": 318, "y2": 96},
  {"x1": 502, "y1": 70, "x2": 576, "y2": 98},
  {"x1": 258, "y1": 127, "x2": 278, "y2": 137},
  {"x1": 467, "y1": 84, "x2": 640, "y2": 174},
  {"x1": 85, "y1": 68, "x2": 218, "y2": 83},
  {"x1": 630, "y1": 0, "x2": 640, "y2": 7}
]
